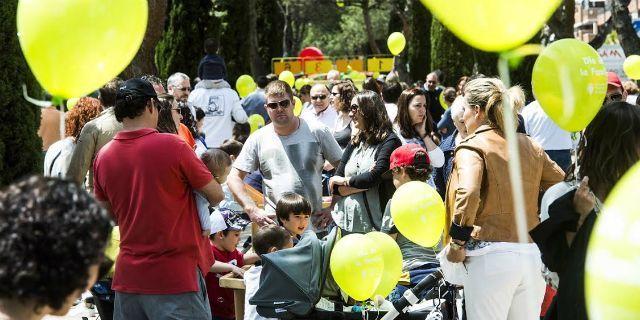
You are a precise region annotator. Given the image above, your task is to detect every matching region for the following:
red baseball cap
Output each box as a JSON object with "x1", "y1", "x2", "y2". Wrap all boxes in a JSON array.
[
  {"x1": 389, "y1": 144, "x2": 430, "y2": 170},
  {"x1": 607, "y1": 71, "x2": 622, "y2": 88}
]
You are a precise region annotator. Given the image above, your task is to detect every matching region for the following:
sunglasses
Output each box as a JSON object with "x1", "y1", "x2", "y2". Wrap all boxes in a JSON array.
[
  {"x1": 266, "y1": 99, "x2": 291, "y2": 109},
  {"x1": 349, "y1": 104, "x2": 359, "y2": 113},
  {"x1": 311, "y1": 94, "x2": 327, "y2": 100},
  {"x1": 330, "y1": 92, "x2": 340, "y2": 96}
]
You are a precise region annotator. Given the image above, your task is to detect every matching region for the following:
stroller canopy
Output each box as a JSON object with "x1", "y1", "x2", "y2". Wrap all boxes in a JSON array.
[{"x1": 250, "y1": 228, "x2": 339, "y2": 318}]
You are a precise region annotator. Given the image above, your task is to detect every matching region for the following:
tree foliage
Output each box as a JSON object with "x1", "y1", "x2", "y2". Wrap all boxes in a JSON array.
[{"x1": 0, "y1": 0, "x2": 43, "y2": 186}]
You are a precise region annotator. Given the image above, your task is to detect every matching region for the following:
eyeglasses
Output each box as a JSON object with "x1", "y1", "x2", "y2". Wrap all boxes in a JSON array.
[
  {"x1": 266, "y1": 99, "x2": 291, "y2": 109},
  {"x1": 175, "y1": 86, "x2": 190, "y2": 92},
  {"x1": 330, "y1": 92, "x2": 340, "y2": 96},
  {"x1": 349, "y1": 104, "x2": 359, "y2": 113},
  {"x1": 311, "y1": 94, "x2": 327, "y2": 100},
  {"x1": 607, "y1": 92, "x2": 623, "y2": 102},
  {"x1": 171, "y1": 107, "x2": 181, "y2": 112}
]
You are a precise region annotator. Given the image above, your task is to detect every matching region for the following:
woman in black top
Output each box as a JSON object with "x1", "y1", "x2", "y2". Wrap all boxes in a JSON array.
[
  {"x1": 330, "y1": 81, "x2": 357, "y2": 149},
  {"x1": 329, "y1": 90, "x2": 401, "y2": 233},
  {"x1": 530, "y1": 102, "x2": 640, "y2": 320}
]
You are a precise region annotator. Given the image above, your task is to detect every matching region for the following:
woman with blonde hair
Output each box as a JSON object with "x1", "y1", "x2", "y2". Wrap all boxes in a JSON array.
[{"x1": 445, "y1": 77, "x2": 564, "y2": 320}]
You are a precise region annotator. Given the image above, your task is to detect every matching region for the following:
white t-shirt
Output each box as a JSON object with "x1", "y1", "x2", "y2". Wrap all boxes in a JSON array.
[
  {"x1": 44, "y1": 137, "x2": 75, "y2": 178},
  {"x1": 244, "y1": 266, "x2": 276, "y2": 320},
  {"x1": 234, "y1": 118, "x2": 343, "y2": 215},
  {"x1": 188, "y1": 80, "x2": 248, "y2": 148},
  {"x1": 521, "y1": 101, "x2": 572, "y2": 151},
  {"x1": 385, "y1": 103, "x2": 398, "y2": 123},
  {"x1": 300, "y1": 105, "x2": 338, "y2": 132}
]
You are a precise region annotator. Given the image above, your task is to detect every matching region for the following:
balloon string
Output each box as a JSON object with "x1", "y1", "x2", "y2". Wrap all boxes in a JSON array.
[
  {"x1": 52, "y1": 96, "x2": 65, "y2": 141},
  {"x1": 497, "y1": 56, "x2": 535, "y2": 316}
]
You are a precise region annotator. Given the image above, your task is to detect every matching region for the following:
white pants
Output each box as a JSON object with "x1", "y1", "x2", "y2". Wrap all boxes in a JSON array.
[{"x1": 463, "y1": 246, "x2": 545, "y2": 320}]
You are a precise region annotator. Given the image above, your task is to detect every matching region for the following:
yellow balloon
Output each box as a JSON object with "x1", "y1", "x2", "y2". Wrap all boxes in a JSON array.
[
  {"x1": 350, "y1": 71, "x2": 366, "y2": 91},
  {"x1": 387, "y1": 32, "x2": 406, "y2": 56},
  {"x1": 439, "y1": 90, "x2": 448, "y2": 110},
  {"x1": 66, "y1": 97, "x2": 80, "y2": 111},
  {"x1": 104, "y1": 226, "x2": 120, "y2": 275},
  {"x1": 367, "y1": 232, "x2": 402, "y2": 299},
  {"x1": 390, "y1": 181, "x2": 445, "y2": 247},
  {"x1": 236, "y1": 75, "x2": 256, "y2": 98},
  {"x1": 247, "y1": 114, "x2": 265, "y2": 134},
  {"x1": 330, "y1": 234, "x2": 384, "y2": 301},
  {"x1": 17, "y1": 0, "x2": 147, "y2": 99},
  {"x1": 294, "y1": 96, "x2": 303, "y2": 116},
  {"x1": 532, "y1": 39, "x2": 607, "y2": 132},
  {"x1": 279, "y1": 70, "x2": 295, "y2": 87},
  {"x1": 294, "y1": 77, "x2": 305, "y2": 91},
  {"x1": 586, "y1": 162, "x2": 640, "y2": 319},
  {"x1": 623, "y1": 55, "x2": 640, "y2": 80},
  {"x1": 420, "y1": 0, "x2": 561, "y2": 52}
]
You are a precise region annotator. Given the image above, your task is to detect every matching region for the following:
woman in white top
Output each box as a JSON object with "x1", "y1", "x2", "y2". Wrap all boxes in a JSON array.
[
  {"x1": 393, "y1": 88, "x2": 445, "y2": 168},
  {"x1": 44, "y1": 97, "x2": 102, "y2": 178}
]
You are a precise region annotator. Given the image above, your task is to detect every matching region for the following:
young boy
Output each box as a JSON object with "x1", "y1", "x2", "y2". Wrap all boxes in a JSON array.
[
  {"x1": 206, "y1": 211, "x2": 258, "y2": 320},
  {"x1": 275, "y1": 192, "x2": 311, "y2": 245},
  {"x1": 381, "y1": 144, "x2": 441, "y2": 301},
  {"x1": 244, "y1": 226, "x2": 293, "y2": 320}
]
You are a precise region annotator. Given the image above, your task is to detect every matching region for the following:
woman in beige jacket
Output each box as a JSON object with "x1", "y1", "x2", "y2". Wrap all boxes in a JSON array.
[{"x1": 445, "y1": 77, "x2": 564, "y2": 320}]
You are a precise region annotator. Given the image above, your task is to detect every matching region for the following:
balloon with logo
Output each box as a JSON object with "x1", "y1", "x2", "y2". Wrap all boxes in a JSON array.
[
  {"x1": 247, "y1": 114, "x2": 265, "y2": 134},
  {"x1": 391, "y1": 181, "x2": 445, "y2": 247},
  {"x1": 279, "y1": 70, "x2": 295, "y2": 87},
  {"x1": 623, "y1": 55, "x2": 640, "y2": 80},
  {"x1": 586, "y1": 162, "x2": 640, "y2": 319},
  {"x1": 236, "y1": 75, "x2": 256, "y2": 98},
  {"x1": 387, "y1": 32, "x2": 406, "y2": 56},
  {"x1": 366, "y1": 232, "x2": 402, "y2": 300},
  {"x1": 293, "y1": 96, "x2": 303, "y2": 116},
  {"x1": 419, "y1": 0, "x2": 561, "y2": 52},
  {"x1": 532, "y1": 39, "x2": 607, "y2": 132},
  {"x1": 330, "y1": 234, "x2": 384, "y2": 301},
  {"x1": 17, "y1": 0, "x2": 148, "y2": 99}
]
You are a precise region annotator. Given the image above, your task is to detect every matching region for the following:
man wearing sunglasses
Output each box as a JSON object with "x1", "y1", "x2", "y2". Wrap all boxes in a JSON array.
[
  {"x1": 300, "y1": 84, "x2": 338, "y2": 131},
  {"x1": 227, "y1": 80, "x2": 343, "y2": 230}
]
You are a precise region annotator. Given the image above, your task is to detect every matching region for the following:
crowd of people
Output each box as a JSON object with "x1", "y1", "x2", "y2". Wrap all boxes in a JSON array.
[{"x1": 1, "y1": 38, "x2": 640, "y2": 320}]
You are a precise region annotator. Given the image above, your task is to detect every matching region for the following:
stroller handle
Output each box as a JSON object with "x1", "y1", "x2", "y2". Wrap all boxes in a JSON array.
[{"x1": 381, "y1": 269, "x2": 444, "y2": 320}]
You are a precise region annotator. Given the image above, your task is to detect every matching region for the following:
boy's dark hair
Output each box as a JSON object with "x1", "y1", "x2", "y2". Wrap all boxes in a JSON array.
[
  {"x1": 256, "y1": 75, "x2": 270, "y2": 89},
  {"x1": 299, "y1": 84, "x2": 312, "y2": 96},
  {"x1": 204, "y1": 37, "x2": 219, "y2": 54},
  {"x1": 195, "y1": 107, "x2": 206, "y2": 122},
  {"x1": 382, "y1": 81, "x2": 402, "y2": 104},
  {"x1": 200, "y1": 148, "x2": 232, "y2": 179},
  {"x1": 253, "y1": 225, "x2": 291, "y2": 255},
  {"x1": 219, "y1": 139, "x2": 244, "y2": 158},
  {"x1": 232, "y1": 123, "x2": 251, "y2": 144},
  {"x1": 0, "y1": 176, "x2": 112, "y2": 311},
  {"x1": 401, "y1": 164, "x2": 432, "y2": 182},
  {"x1": 275, "y1": 192, "x2": 311, "y2": 223}
]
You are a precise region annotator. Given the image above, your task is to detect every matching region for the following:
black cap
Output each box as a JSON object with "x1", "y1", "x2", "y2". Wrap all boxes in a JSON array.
[{"x1": 117, "y1": 78, "x2": 158, "y2": 102}]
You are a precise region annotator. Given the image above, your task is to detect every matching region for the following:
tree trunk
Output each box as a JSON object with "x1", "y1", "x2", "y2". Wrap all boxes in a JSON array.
[
  {"x1": 0, "y1": 0, "x2": 43, "y2": 185},
  {"x1": 612, "y1": 0, "x2": 640, "y2": 56},
  {"x1": 408, "y1": 0, "x2": 431, "y2": 83},
  {"x1": 277, "y1": 2, "x2": 289, "y2": 57},
  {"x1": 544, "y1": 0, "x2": 575, "y2": 43},
  {"x1": 257, "y1": 0, "x2": 284, "y2": 74},
  {"x1": 123, "y1": 0, "x2": 167, "y2": 78},
  {"x1": 589, "y1": 16, "x2": 613, "y2": 49},
  {"x1": 389, "y1": 0, "x2": 409, "y2": 82},
  {"x1": 362, "y1": 0, "x2": 381, "y2": 54},
  {"x1": 247, "y1": 0, "x2": 266, "y2": 76}
]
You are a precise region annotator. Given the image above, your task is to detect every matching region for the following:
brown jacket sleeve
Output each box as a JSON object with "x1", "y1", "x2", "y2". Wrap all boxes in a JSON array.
[
  {"x1": 453, "y1": 147, "x2": 484, "y2": 227},
  {"x1": 540, "y1": 148, "x2": 565, "y2": 192}
]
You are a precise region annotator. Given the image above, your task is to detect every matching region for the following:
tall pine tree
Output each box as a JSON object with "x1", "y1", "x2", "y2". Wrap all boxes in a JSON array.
[{"x1": 0, "y1": 1, "x2": 43, "y2": 185}]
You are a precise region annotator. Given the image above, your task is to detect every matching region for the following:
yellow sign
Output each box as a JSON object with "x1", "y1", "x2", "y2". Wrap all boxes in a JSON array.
[
  {"x1": 367, "y1": 57, "x2": 394, "y2": 72},
  {"x1": 273, "y1": 60, "x2": 302, "y2": 75},
  {"x1": 336, "y1": 58, "x2": 365, "y2": 72},
  {"x1": 304, "y1": 60, "x2": 333, "y2": 74}
]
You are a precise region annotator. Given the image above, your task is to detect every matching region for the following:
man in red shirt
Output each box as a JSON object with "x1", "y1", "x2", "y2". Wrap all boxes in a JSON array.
[{"x1": 93, "y1": 78, "x2": 224, "y2": 319}]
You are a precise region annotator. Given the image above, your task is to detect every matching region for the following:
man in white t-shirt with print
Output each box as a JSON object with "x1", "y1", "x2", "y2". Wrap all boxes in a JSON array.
[{"x1": 227, "y1": 80, "x2": 343, "y2": 230}]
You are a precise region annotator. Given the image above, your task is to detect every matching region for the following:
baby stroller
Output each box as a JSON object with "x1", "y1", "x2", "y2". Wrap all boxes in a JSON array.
[{"x1": 249, "y1": 228, "x2": 463, "y2": 320}]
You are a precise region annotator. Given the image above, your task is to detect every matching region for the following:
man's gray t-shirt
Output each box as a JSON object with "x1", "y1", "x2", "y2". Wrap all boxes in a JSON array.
[{"x1": 234, "y1": 118, "x2": 342, "y2": 216}]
